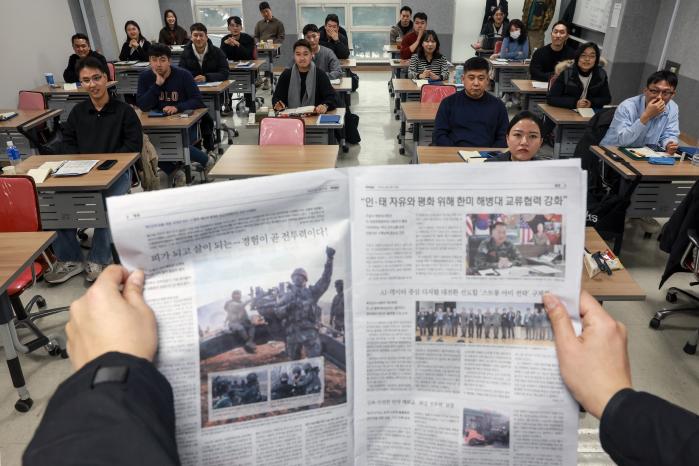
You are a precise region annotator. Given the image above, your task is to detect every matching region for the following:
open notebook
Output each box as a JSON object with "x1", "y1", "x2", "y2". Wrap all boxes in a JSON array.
[{"x1": 279, "y1": 106, "x2": 316, "y2": 115}]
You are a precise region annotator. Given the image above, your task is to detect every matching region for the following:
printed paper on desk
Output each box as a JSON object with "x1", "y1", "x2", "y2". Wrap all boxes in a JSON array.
[
  {"x1": 411, "y1": 79, "x2": 429, "y2": 88},
  {"x1": 196, "y1": 81, "x2": 223, "y2": 87},
  {"x1": 107, "y1": 161, "x2": 586, "y2": 466},
  {"x1": 576, "y1": 108, "x2": 595, "y2": 118},
  {"x1": 279, "y1": 106, "x2": 316, "y2": 115},
  {"x1": 532, "y1": 81, "x2": 549, "y2": 89},
  {"x1": 63, "y1": 83, "x2": 78, "y2": 91}
]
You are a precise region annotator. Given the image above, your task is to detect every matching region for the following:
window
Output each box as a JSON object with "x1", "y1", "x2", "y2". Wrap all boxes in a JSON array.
[
  {"x1": 297, "y1": 1, "x2": 399, "y2": 62},
  {"x1": 194, "y1": 1, "x2": 243, "y2": 34}
]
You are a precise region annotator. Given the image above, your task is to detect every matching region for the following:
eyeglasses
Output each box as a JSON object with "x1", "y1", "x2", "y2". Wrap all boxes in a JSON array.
[
  {"x1": 579, "y1": 54, "x2": 596, "y2": 60},
  {"x1": 647, "y1": 88, "x2": 675, "y2": 97},
  {"x1": 79, "y1": 74, "x2": 105, "y2": 85}
]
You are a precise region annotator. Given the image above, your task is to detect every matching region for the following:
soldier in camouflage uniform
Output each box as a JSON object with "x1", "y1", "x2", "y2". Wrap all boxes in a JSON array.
[
  {"x1": 272, "y1": 372, "x2": 295, "y2": 399},
  {"x1": 474, "y1": 222, "x2": 524, "y2": 270},
  {"x1": 224, "y1": 290, "x2": 256, "y2": 353},
  {"x1": 330, "y1": 279, "x2": 345, "y2": 333},
  {"x1": 296, "y1": 362, "x2": 322, "y2": 395},
  {"x1": 275, "y1": 247, "x2": 335, "y2": 360}
]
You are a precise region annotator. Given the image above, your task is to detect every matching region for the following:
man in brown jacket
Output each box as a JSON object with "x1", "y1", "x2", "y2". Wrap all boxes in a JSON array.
[{"x1": 254, "y1": 1, "x2": 286, "y2": 90}]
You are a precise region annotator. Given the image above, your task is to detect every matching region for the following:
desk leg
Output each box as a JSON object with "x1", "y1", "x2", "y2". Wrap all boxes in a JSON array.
[
  {"x1": 0, "y1": 292, "x2": 32, "y2": 412},
  {"x1": 250, "y1": 70, "x2": 258, "y2": 111},
  {"x1": 182, "y1": 128, "x2": 193, "y2": 184},
  {"x1": 553, "y1": 125, "x2": 562, "y2": 159},
  {"x1": 411, "y1": 123, "x2": 421, "y2": 164}
]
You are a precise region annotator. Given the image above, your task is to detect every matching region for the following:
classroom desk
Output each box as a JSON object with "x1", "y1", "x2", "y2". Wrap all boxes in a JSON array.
[
  {"x1": 489, "y1": 59, "x2": 530, "y2": 97},
  {"x1": 228, "y1": 59, "x2": 265, "y2": 107},
  {"x1": 256, "y1": 42, "x2": 283, "y2": 92},
  {"x1": 247, "y1": 109, "x2": 345, "y2": 145},
  {"x1": 511, "y1": 79, "x2": 547, "y2": 117},
  {"x1": 383, "y1": 44, "x2": 401, "y2": 59},
  {"x1": 139, "y1": 108, "x2": 208, "y2": 183},
  {"x1": 113, "y1": 63, "x2": 149, "y2": 94},
  {"x1": 170, "y1": 46, "x2": 183, "y2": 66},
  {"x1": 17, "y1": 153, "x2": 139, "y2": 230},
  {"x1": 333, "y1": 77, "x2": 353, "y2": 109},
  {"x1": 0, "y1": 109, "x2": 62, "y2": 156},
  {"x1": 582, "y1": 227, "x2": 646, "y2": 302},
  {"x1": 31, "y1": 82, "x2": 118, "y2": 123},
  {"x1": 340, "y1": 58, "x2": 357, "y2": 77},
  {"x1": 415, "y1": 146, "x2": 507, "y2": 164},
  {"x1": 209, "y1": 144, "x2": 338, "y2": 179},
  {"x1": 0, "y1": 231, "x2": 57, "y2": 412},
  {"x1": 198, "y1": 80, "x2": 235, "y2": 154},
  {"x1": 538, "y1": 104, "x2": 591, "y2": 158},
  {"x1": 400, "y1": 102, "x2": 440, "y2": 161}
]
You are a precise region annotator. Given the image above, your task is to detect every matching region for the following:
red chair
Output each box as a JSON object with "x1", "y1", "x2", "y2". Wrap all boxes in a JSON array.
[
  {"x1": 494, "y1": 40, "x2": 503, "y2": 55},
  {"x1": 0, "y1": 176, "x2": 68, "y2": 369},
  {"x1": 108, "y1": 62, "x2": 116, "y2": 81},
  {"x1": 259, "y1": 117, "x2": 305, "y2": 145},
  {"x1": 420, "y1": 84, "x2": 457, "y2": 103},
  {"x1": 18, "y1": 90, "x2": 46, "y2": 110}
]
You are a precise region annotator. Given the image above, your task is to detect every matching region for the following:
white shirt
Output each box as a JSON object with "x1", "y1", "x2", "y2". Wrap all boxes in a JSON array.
[
  {"x1": 193, "y1": 44, "x2": 208, "y2": 67},
  {"x1": 578, "y1": 74, "x2": 592, "y2": 100}
]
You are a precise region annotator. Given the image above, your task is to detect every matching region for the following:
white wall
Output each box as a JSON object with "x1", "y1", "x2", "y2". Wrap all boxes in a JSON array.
[
  {"x1": 451, "y1": 0, "x2": 561, "y2": 64},
  {"x1": 0, "y1": 0, "x2": 76, "y2": 108},
  {"x1": 109, "y1": 0, "x2": 163, "y2": 44}
]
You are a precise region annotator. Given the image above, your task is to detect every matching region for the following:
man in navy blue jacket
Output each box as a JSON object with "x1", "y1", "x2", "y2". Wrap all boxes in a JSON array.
[
  {"x1": 136, "y1": 43, "x2": 212, "y2": 183},
  {"x1": 432, "y1": 57, "x2": 509, "y2": 147}
]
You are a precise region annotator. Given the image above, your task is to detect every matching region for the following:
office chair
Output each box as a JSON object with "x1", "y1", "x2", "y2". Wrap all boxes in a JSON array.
[
  {"x1": 259, "y1": 117, "x2": 305, "y2": 145},
  {"x1": 107, "y1": 62, "x2": 116, "y2": 81},
  {"x1": 0, "y1": 176, "x2": 69, "y2": 411},
  {"x1": 650, "y1": 229, "x2": 699, "y2": 354},
  {"x1": 420, "y1": 84, "x2": 457, "y2": 103}
]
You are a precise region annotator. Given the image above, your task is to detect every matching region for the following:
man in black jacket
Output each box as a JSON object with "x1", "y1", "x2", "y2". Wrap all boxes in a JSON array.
[
  {"x1": 220, "y1": 15, "x2": 256, "y2": 112},
  {"x1": 179, "y1": 23, "x2": 229, "y2": 83},
  {"x1": 319, "y1": 14, "x2": 350, "y2": 60},
  {"x1": 23, "y1": 278, "x2": 699, "y2": 463},
  {"x1": 529, "y1": 20, "x2": 576, "y2": 82},
  {"x1": 63, "y1": 33, "x2": 108, "y2": 83}
]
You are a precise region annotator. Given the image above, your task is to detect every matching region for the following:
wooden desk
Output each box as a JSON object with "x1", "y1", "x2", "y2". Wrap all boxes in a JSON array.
[
  {"x1": 17, "y1": 153, "x2": 139, "y2": 229},
  {"x1": 340, "y1": 59, "x2": 357, "y2": 70},
  {"x1": 582, "y1": 227, "x2": 646, "y2": 302},
  {"x1": 228, "y1": 59, "x2": 265, "y2": 105},
  {"x1": 400, "y1": 102, "x2": 440, "y2": 159},
  {"x1": 416, "y1": 146, "x2": 506, "y2": 164},
  {"x1": 209, "y1": 145, "x2": 338, "y2": 178},
  {"x1": 512, "y1": 79, "x2": 548, "y2": 117},
  {"x1": 247, "y1": 108, "x2": 346, "y2": 145},
  {"x1": 32, "y1": 82, "x2": 118, "y2": 122},
  {"x1": 383, "y1": 44, "x2": 401, "y2": 59},
  {"x1": 0, "y1": 231, "x2": 58, "y2": 411},
  {"x1": 0, "y1": 109, "x2": 62, "y2": 156},
  {"x1": 488, "y1": 59, "x2": 530, "y2": 97},
  {"x1": 538, "y1": 104, "x2": 591, "y2": 158},
  {"x1": 256, "y1": 42, "x2": 283, "y2": 92},
  {"x1": 113, "y1": 63, "x2": 149, "y2": 94},
  {"x1": 139, "y1": 108, "x2": 208, "y2": 183}
]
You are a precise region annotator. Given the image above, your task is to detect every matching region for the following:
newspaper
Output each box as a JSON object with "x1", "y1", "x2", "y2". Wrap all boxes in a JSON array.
[{"x1": 108, "y1": 161, "x2": 586, "y2": 465}]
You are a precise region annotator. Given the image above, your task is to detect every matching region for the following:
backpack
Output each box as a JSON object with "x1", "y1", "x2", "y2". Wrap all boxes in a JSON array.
[
  {"x1": 345, "y1": 111, "x2": 361, "y2": 144},
  {"x1": 350, "y1": 71, "x2": 359, "y2": 92}
]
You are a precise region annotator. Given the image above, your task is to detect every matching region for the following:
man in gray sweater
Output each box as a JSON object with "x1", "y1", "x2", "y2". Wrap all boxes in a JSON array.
[{"x1": 300, "y1": 23, "x2": 343, "y2": 80}]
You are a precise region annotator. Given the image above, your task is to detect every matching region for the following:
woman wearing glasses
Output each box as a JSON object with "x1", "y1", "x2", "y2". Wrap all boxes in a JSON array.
[{"x1": 547, "y1": 42, "x2": 611, "y2": 110}]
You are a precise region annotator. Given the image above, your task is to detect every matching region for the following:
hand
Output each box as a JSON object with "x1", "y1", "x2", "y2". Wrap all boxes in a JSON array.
[
  {"x1": 577, "y1": 99, "x2": 591, "y2": 108},
  {"x1": 665, "y1": 141, "x2": 679, "y2": 155},
  {"x1": 154, "y1": 71, "x2": 165, "y2": 86},
  {"x1": 162, "y1": 106, "x2": 178, "y2": 115},
  {"x1": 429, "y1": 71, "x2": 440, "y2": 81},
  {"x1": 129, "y1": 39, "x2": 139, "y2": 49},
  {"x1": 66, "y1": 266, "x2": 157, "y2": 371},
  {"x1": 273, "y1": 100, "x2": 286, "y2": 111},
  {"x1": 471, "y1": 42, "x2": 482, "y2": 50},
  {"x1": 497, "y1": 257, "x2": 512, "y2": 269},
  {"x1": 544, "y1": 291, "x2": 632, "y2": 419},
  {"x1": 642, "y1": 97, "x2": 665, "y2": 123},
  {"x1": 226, "y1": 37, "x2": 240, "y2": 47},
  {"x1": 326, "y1": 246, "x2": 336, "y2": 258},
  {"x1": 194, "y1": 75, "x2": 206, "y2": 83},
  {"x1": 328, "y1": 30, "x2": 339, "y2": 41},
  {"x1": 419, "y1": 70, "x2": 430, "y2": 79},
  {"x1": 314, "y1": 103, "x2": 328, "y2": 114},
  {"x1": 490, "y1": 54, "x2": 499, "y2": 59}
]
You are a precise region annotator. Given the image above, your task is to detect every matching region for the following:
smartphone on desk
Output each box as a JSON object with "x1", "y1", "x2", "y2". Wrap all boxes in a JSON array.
[{"x1": 97, "y1": 159, "x2": 117, "y2": 170}]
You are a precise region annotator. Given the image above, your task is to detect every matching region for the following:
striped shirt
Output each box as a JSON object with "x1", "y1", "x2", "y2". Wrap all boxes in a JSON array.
[{"x1": 408, "y1": 54, "x2": 450, "y2": 81}]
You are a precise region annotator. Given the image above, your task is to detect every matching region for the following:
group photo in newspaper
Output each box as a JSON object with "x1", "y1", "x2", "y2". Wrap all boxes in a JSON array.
[{"x1": 109, "y1": 161, "x2": 586, "y2": 465}]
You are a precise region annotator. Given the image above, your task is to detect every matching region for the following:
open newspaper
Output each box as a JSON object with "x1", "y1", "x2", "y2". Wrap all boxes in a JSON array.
[{"x1": 108, "y1": 161, "x2": 586, "y2": 466}]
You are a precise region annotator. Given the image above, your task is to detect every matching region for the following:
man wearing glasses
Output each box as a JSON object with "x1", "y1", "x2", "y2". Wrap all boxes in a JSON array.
[
  {"x1": 45, "y1": 56, "x2": 142, "y2": 284},
  {"x1": 601, "y1": 70, "x2": 680, "y2": 154}
]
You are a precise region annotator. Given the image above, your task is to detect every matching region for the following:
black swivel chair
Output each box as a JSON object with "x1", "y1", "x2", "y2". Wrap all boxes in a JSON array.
[{"x1": 650, "y1": 229, "x2": 699, "y2": 354}]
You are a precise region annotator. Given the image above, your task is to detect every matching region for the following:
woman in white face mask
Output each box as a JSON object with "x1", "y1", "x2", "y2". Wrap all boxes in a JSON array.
[{"x1": 491, "y1": 19, "x2": 529, "y2": 60}]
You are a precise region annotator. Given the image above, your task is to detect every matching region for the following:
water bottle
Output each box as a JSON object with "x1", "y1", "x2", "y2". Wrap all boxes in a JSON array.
[
  {"x1": 692, "y1": 152, "x2": 699, "y2": 167},
  {"x1": 6, "y1": 141, "x2": 21, "y2": 167},
  {"x1": 455, "y1": 65, "x2": 464, "y2": 85}
]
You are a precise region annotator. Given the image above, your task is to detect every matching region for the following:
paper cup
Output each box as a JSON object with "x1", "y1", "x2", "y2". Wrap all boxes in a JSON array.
[
  {"x1": 2, "y1": 166, "x2": 16, "y2": 175},
  {"x1": 44, "y1": 73, "x2": 55, "y2": 86}
]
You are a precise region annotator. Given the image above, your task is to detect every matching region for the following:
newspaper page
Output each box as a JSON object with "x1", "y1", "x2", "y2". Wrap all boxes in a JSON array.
[
  {"x1": 350, "y1": 161, "x2": 586, "y2": 466},
  {"x1": 108, "y1": 170, "x2": 353, "y2": 466}
]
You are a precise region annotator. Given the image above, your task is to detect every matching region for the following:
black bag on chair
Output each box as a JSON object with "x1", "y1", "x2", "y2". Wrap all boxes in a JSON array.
[
  {"x1": 345, "y1": 111, "x2": 361, "y2": 144},
  {"x1": 350, "y1": 71, "x2": 359, "y2": 92}
]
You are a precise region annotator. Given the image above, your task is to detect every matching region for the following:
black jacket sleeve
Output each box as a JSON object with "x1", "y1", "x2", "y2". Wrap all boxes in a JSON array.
[
  {"x1": 205, "y1": 47, "x2": 230, "y2": 82},
  {"x1": 63, "y1": 55, "x2": 79, "y2": 83},
  {"x1": 315, "y1": 70, "x2": 338, "y2": 110},
  {"x1": 529, "y1": 48, "x2": 551, "y2": 82},
  {"x1": 322, "y1": 35, "x2": 350, "y2": 60},
  {"x1": 272, "y1": 68, "x2": 291, "y2": 107},
  {"x1": 589, "y1": 70, "x2": 612, "y2": 108},
  {"x1": 119, "y1": 40, "x2": 150, "y2": 62},
  {"x1": 58, "y1": 108, "x2": 79, "y2": 154},
  {"x1": 136, "y1": 71, "x2": 161, "y2": 111},
  {"x1": 600, "y1": 388, "x2": 699, "y2": 466},
  {"x1": 547, "y1": 69, "x2": 578, "y2": 108},
  {"x1": 23, "y1": 352, "x2": 180, "y2": 466}
]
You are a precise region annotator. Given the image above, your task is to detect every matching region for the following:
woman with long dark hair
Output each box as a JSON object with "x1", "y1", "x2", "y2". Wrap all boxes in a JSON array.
[
  {"x1": 548, "y1": 42, "x2": 612, "y2": 109},
  {"x1": 158, "y1": 9, "x2": 188, "y2": 45},
  {"x1": 407, "y1": 30, "x2": 449, "y2": 81},
  {"x1": 119, "y1": 20, "x2": 150, "y2": 61}
]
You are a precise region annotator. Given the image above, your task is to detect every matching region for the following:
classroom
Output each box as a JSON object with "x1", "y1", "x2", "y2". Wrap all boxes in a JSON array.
[{"x1": 0, "y1": 0, "x2": 698, "y2": 464}]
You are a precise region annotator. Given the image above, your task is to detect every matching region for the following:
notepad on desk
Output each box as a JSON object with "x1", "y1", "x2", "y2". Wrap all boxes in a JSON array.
[
  {"x1": 329, "y1": 78, "x2": 342, "y2": 85},
  {"x1": 132, "y1": 61, "x2": 150, "y2": 67},
  {"x1": 318, "y1": 114, "x2": 341, "y2": 124},
  {"x1": 26, "y1": 161, "x2": 65, "y2": 183},
  {"x1": 0, "y1": 112, "x2": 18, "y2": 121},
  {"x1": 576, "y1": 107, "x2": 596, "y2": 118},
  {"x1": 196, "y1": 81, "x2": 223, "y2": 87},
  {"x1": 114, "y1": 60, "x2": 138, "y2": 65},
  {"x1": 531, "y1": 81, "x2": 549, "y2": 89},
  {"x1": 279, "y1": 106, "x2": 316, "y2": 116},
  {"x1": 458, "y1": 151, "x2": 493, "y2": 163},
  {"x1": 235, "y1": 61, "x2": 253, "y2": 68},
  {"x1": 53, "y1": 160, "x2": 99, "y2": 177},
  {"x1": 411, "y1": 79, "x2": 429, "y2": 89}
]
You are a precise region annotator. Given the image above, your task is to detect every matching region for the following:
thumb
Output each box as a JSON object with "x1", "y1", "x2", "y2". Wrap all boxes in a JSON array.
[
  {"x1": 122, "y1": 269, "x2": 149, "y2": 311},
  {"x1": 543, "y1": 293, "x2": 577, "y2": 350}
]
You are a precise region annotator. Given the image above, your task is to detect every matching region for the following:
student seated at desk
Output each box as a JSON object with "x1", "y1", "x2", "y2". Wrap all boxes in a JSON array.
[
  {"x1": 600, "y1": 70, "x2": 680, "y2": 154},
  {"x1": 548, "y1": 42, "x2": 611, "y2": 110},
  {"x1": 300, "y1": 24, "x2": 343, "y2": 80},
  {"x1": 490, "y1": 19, "x2": 529, "y2": 60},
  {"x1": 221, "y1": 16, "x2": 255, "y2": 61},
  {"x1": 319, "y1": 14, "x2": 350, "y2": 60},
  {"x1": 529, "y1": 20, "x2": 576, "y2": 82},
  {"x1": 474, "y1": 222, "x2": 524, "y2": 270},
  {"x1": 44, "y1": 57, "x2": 142, "y2": 284},
  {"x1": 486, "y1": 110, "x2": 544, "y2": 161},
  {"x1": 179, "y1": 23, "x2": 229, "y2": 82},
  {"x1": 119, "y1": 20, "x2": 150, "y2": 62},
  {"x1": 272, "y1": 39, "x2": 337, "y2": 114},
  {"x1": 63, "y1": 33, "x2": 108, "y2": 83},
  {"x1": 471, "y1": 7, "x2": 508, "y2": 53},
  {"x1": 158, "y1": 9, "x2": 188, "y2": 46},
  {"x1": 400, "y1": 12, "x2": 427, "y2": 60},
  {"x1": 136, "y1": 43, "x2": 212, "y2": 185},
  {"x1": 432, "y1": 57, "x2": 509, "y2": 147},
  {"x1": 407, "y1": 30, "x2": 449, "y2": 81},
  {"x1": 390, "y1": 5, "x2": 413, "y2": 44}
]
